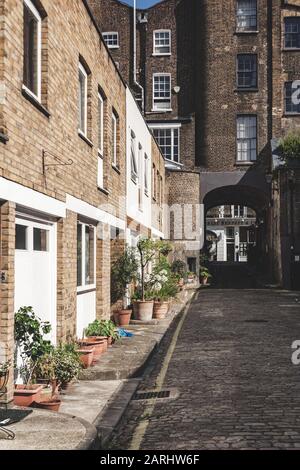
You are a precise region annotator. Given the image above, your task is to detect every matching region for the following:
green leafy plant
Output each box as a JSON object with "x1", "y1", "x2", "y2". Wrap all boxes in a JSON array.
[
  {"x1": 111, "y1": 247, "x2": 138, "y2": 306},
  {"x1": 279, "y1": 132, "x2": 300, "y2": 162},
  {"x1": 15, "y1": 306, "x2": 53, "y2": 385},
  {"x1": 0, "y1": 360, "x2": 11, "y2": 378},
  {"x1": 199, "y1": 267, "x2": 212, "y2": 279},
  {"x1": 85, "y1": 320, "x2": 119, "y2": 341},
  {"x1": 136, "y1": 239, "x2": 172, "y2": 301},
  {"x1": 171, "y1": 260, "x2": 187, "y2": 278}
]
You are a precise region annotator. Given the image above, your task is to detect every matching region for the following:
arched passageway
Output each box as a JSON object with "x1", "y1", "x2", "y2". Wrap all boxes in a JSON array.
[{"x1": 203, "y1": 185, "x2": 270, "y2": 288}]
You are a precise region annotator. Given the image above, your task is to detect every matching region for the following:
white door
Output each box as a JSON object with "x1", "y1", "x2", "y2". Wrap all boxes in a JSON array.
[{"x1": 14, "y1": 216, "x2": 57, "y2": 343}]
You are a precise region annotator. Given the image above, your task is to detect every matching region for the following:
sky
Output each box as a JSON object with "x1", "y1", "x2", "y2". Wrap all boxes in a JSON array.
[{"x1": 121, "y1": 0, "x2": 162, "y2": 8}]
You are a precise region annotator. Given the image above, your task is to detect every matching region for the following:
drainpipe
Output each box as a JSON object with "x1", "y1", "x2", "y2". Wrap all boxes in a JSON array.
[{"x1": 133, "y1": 0, "x2": 145, "y2": 113}]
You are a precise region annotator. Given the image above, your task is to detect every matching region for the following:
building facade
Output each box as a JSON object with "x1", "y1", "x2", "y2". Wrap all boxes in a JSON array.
[
  {"x1": 89, "y1": 0, "x2": 300, "y2": 289},
  {"x1": 0, "y1": 0, "x2": 166, "y2": 403}
]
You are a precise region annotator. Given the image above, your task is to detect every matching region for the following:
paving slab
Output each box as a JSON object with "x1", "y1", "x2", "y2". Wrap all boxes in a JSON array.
[{"x1": 0, "y1": 408, "x2": 98, "y2": 450}]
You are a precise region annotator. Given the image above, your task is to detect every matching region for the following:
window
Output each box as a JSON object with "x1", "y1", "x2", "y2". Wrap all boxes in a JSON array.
[
  {"x1": 153, "y1": 30, "x2": 171, "y2": 55},
  {"x1": 285, "y1": 18, "x2": 300, "y2": 49},
  {"x1": 112, "y1": 111, "x2": 118, "y2": 167},
  {"x1": 237, "y1": 115, "x2": 257, "y2": 162},
  {"x1": 16, "y1": 225, "x2": 28, "y2": 250},
  {"x1": 152, "y1": 126, "x2": 180, "y2": 163},
  {"x1": 232, "y1": 206, "x2": 246, "y2": 218},
  {"x1": 131, "y1": 131, "x2": 138, "y2": 182},
  {"x1": 77, "y1": 222, "x2": 96, "y2": 289},
  {"x1": 103, "y1": 32, "x2": 119, "y2": 49},
  {"x1": 236, "y1": 0, "x2": 257, "y2": 32},
  {"x1": 23, "y1": 0, "x2": 42, "y2": 100},
  {"x1": 152, "y1": 164, "x2": 156, "y2": 200},
  {"x1": 285, "y1": 82, "x2": 300, "y2": 114},
  {"x1": 78, "y1": 63, "x2": 88, "y2": 136},
  {"x1": 138, "y1": 144, "x2": 143, "y2": 210},
  {"x1": 153, "y1": 74, "x2": 171, "y2": 111},
  {"x1": 33, "y1": 227, "x2": 49, "y2": 251},
  {"x1": 144, "y1": 154, "x2": 149, "y2": 196},
  {"x1": 237, "y1": 54, "x2": 257, "y2": 89},
  {"x1": 98, "y1": 92, "x2": 104, "y2": 155}
]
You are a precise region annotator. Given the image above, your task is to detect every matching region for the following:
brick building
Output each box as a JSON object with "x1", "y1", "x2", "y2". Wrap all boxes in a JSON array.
[
  {"x1": 0, "y1": 0, "x2": 165, "y2": 403},
  {"x1": 89, "y1": 0, "x2": 300, "y2": 288}
]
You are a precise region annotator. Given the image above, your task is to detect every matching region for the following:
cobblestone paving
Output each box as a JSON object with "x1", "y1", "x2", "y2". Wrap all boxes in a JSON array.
[{"x1": 109, "y1": 289, "x2": 300, "y2": 450}]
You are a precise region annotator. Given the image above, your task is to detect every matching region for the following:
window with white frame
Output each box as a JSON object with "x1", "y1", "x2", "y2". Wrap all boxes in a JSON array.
[
  {"x1": 138, "y1": 144, "x2": 143, "y2": 210},
  {"x1": 77, "y1": 222, "x2": 96, "y2": 289},
  {"x1": 232, "y1": 205, "x2": 246, "y2": 218},
  {"x1": 144, "y1": 154, "x2": 149, "y2": 196},
  {"x1": 23, "y1": 0, "x2": 42, "y2": 100},
  {"x1": 78, "y1": 62, "x2": 88, "y2": 136},
  {"x1": 153, "y1": 30, "x2": 171, "y2": 55},
  {"x1": 236, "y1": 0, "x2": 257, "y2": 32},
  {"x1": 97, "y1": 92, "x2": 104, "y2": 188},
  {"x1": 131, "y1": 131, "x2": 138, "y2": 182},
  {"x1": 152, "y1": 126, "x2": 180, "y2": 163},
  {"x1": 153, "y1": 74, "x2": 171, "y2": 111},
  {"x1": 237, "y1": 115, "x2": 257, "y2": 162},
  {"x1": 112, "y1": 111, "x2": 118, "y2": 167},
  {"x1": 103, "y1": 32, "x2": 119, "y2": 48}
]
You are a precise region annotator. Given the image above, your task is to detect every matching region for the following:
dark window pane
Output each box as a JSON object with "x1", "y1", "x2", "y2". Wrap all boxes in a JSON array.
[
  {"x1": 237, "y1": 54, "x2": 257, "y2": 89},
  {"x1": 77, "y1": 224, "x2": 82, "y2": 287},
  {"x1": 285, "y1": 82, "x2": 300, "y2": 114},
  {"x1": 33, "y1": 228, "x2": 49, "y2": 252},
  {"x1": 237, "y1": 0, "x2": 257, "y2": 32},
  {"x1": 15, "y1": 225, "x2": 27, "y2": 250},
  {"x1": 23, "y1": 3, "x2": 39, "y2": 96},
  {"x1": 285, "y1": 18, "x2": 300, "y2": 49}
]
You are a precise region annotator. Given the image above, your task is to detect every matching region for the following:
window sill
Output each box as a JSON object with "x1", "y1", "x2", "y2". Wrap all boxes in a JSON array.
[
  {"x1": 0, "y1": 132, "x2": 9, "y2": 144},
  {"x1": 235, "y1": 161, "x2": 255, "y2": 166},
  {"x1": 151, "y1": 108, "x2": 173, "y2": 113},
  {"x1": 282, "y1": 48, "x2": 300, "y2": 52},
  {"x1": 112, "y1": 164, "x2": 121, "y2": 175},
  {"x1": 235, "y1": 88, "x2": 259, "y2": 93},
  {"x1": 234, "y1": 30, "x2": 259, "y2": 35},
  {"x1": 22, "y1": 86, "x2": 50, "y2": 118},
  {"x1": 283, "y1": 113, "x2": 300, "y2": 117},
  {"x1": 78, "y1": 131, "x2": 93, "y2": 148},
  {"x1": 77, "y1": 286, "x2": 97, "y2": 296},
  {"x1": 98, "y1": 186, "x2": 109, "y2": 196},
  {"x1": 152, "y1": 53, "x2": 171, "y2": 57},
  {"x1": 107, "y1": 45, "x2": 120, "y2": 49}
]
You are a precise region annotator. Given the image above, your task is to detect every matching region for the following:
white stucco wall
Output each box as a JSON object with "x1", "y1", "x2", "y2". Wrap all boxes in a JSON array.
[{"x1": 126, "y1": 87, "x2": 152, "y2": 232}]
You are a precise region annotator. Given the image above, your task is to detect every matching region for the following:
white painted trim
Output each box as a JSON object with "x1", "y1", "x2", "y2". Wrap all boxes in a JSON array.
[
  {"x1": 23, "y1": 0, "x2": 42, "y2": 102},
  {"x1": 152, "y1": 73, "x2": 171, "y2": 111},
  {"x1": 66, "y1": 194, "x2": 125, "y2": 230},
  {"x1": 98, "y1": 92, "x2": 104, "y2": 155},
  {"x1": 77, "y1": 222, "x2": 96, "y2": 292},
  {"x1": 78, "y1": 62, "x2": 88, "y2": 136},
  {"x1": 112, "y1": 111, "x2": 118, "y2": 167},
  {"x1": 102, "y1": 32, "x2": 119, "y2": 48},
  {"x1": 153, "y1": 29, "x2": 171, "y2": 56},
  {"x1": 0, "y1": 177, "x2": 66, "y2": 218}
]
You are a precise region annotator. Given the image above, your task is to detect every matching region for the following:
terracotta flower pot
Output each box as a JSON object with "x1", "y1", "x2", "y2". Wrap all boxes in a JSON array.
[
  {"x1": 78, "y1": 339, "x2": 105, "y2": 360},
  {"x1": 118, "y1": 309, "x2": 132, "y2": 326},
  {"x1": 36, "y1": 400, "x2": 61, "y2": 412},
  {"x1": 107, "y1": 336, "x2": 113, "y2": 347},
  {"x1": 153, "y1": 301, "x2": 170, "y2": 320},
  {"x1": 77, "y1": 349, "x2": 94, "y2": 369},
  {"x1": 133, "y1": 301, "x2": 154, "y2": 322},
  {"x1": 200, "y1": 277, "x2": 209, "y2": 285},
  {"x1": 14, "y1": 384, "x2": 44, "y2": 408}
]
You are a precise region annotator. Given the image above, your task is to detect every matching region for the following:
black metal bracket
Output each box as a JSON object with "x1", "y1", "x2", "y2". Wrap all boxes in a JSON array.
[{"x1": 42, "y1": 150, "x2": 73, "y2": 175}]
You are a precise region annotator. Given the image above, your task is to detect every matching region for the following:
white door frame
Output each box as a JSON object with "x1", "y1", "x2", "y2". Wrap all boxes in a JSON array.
[{"x1": 15, "y1": 215, "x2": 57, "y2": 344}]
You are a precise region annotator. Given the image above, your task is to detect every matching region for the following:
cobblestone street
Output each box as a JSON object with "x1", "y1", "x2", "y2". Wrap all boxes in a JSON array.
[{"x1": 110, "y1": 289, "x2": 300, "y2": 450}]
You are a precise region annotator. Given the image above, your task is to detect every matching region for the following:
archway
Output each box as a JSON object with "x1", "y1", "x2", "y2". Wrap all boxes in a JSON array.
[{"x1": 203, "y1": 185, "x2": 270, "y2": 288}]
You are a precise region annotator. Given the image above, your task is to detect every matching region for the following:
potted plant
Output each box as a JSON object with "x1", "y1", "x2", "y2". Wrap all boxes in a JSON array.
[
  {"x1": 111, "y1": 247, "x2": 138, "y2": 326},
  {"x1": 199, "y1": 267, "x2": 212, "y2": 285},
  {"x1": 85, "y1": 320, "x2": 119, "y2": 347},
  {"x1": 171, "y1": 260, "x2": 187, "y2": 289},
  {"x1": 33, "y1": 352, "x2": 60, "y2": 411},
  {"x1": 0, "y1": 359, "x2": 11, "y2": 392},
  {"x1": 133, "y1": 239, "x2": 172, "y2": 322},
  {"x1": 77, "y1": 348, "x2": 94, "y2": 369},
  {"x1": 14, "y1": 307, "x2": 53, "y2": 407},
  {"x1": 54, "y1": 344, "x2": 82, "y2": 391},
  {"x1": 187, "y1": 271, "x2": 195, "y2": 284}
]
